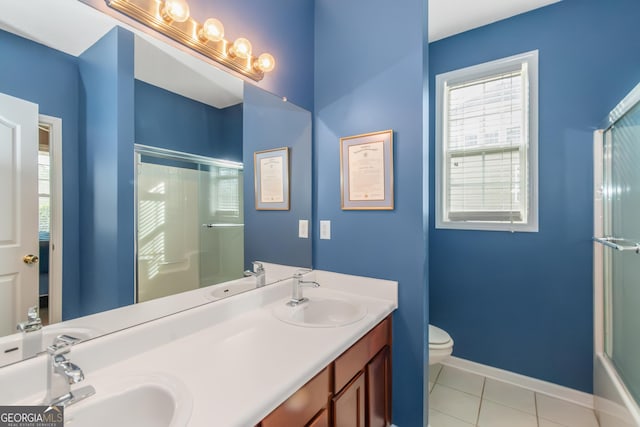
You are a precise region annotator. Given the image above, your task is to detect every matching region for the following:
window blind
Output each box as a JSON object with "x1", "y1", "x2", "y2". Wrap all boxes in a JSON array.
[
  {"x1": 38, "y1": 151, "x2": 51, "y2": 235},
  {"x1": 209, "y1": 167, "x2": 241, "y2": 217},
  {"x1": 444, "y1": 67, "x2": 528, "y2": 223}
]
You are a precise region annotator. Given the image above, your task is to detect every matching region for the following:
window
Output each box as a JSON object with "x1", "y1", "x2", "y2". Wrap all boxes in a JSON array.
[
  {"x1": 38, "y1": 126, "x2": 52, "y2": 241},
  {"x1": 436, "y1": 50, "x2": 538, "y2": 232},
  {"x1": 208, "y1": 166, "x2": 242, "y2": 220}
]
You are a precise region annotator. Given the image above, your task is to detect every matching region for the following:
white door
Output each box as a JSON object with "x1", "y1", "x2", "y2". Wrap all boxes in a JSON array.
[{"x1": 0, "y1": 92, "x2": 39, "y2": 336}]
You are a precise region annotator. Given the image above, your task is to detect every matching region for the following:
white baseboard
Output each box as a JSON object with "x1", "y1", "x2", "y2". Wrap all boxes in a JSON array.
[{"x1": 441, "y1": 356, "x2": 595, "y2": 409}]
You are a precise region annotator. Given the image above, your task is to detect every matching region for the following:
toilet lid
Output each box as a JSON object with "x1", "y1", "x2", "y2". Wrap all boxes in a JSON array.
[{"x1": 429, "y1": 324, "x2": 451, "y2": 345}]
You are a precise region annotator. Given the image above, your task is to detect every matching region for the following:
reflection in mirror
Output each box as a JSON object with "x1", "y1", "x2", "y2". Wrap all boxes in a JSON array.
[
  {"x1": 136, "y1": 146, "x2": 244, "y2": 302},
  {"x1": 0, "y1": 0, "x2": 311, "y2": 367}
]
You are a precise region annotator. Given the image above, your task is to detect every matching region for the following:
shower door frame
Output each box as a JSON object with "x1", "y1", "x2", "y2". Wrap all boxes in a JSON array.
[
  {"x1": 133, "y1": 144, "x2": 244, "y2": 303},
  {"x1": 593, "y1": 82, "x2": 640, "y2": 427}
]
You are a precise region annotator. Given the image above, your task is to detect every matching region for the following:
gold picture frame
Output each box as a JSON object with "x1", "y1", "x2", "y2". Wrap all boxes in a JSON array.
[
  {"x1": 254, "y1": 147, "x2": 290, "y2": 210},
  {"x1": 340, "y1": 130, "x2": 394, "y2": 210}
]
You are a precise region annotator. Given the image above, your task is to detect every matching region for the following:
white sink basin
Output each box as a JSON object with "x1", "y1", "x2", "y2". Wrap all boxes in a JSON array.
[
  {"x1": 273, "y1": 296, "x2": 367, "y2": 328},
  {"x1": 65, "y1": 375, "x2": 192, "y2": 427}
]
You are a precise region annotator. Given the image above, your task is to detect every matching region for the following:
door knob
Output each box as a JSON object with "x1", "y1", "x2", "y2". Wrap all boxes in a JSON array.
[{"x1": 23, "y1": 254, "x2": 39, "y2": 265}]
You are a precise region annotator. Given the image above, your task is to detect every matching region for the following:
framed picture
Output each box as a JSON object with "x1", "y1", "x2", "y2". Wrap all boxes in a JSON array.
[
  {"x1": 254, "y1": 147, "x2": 290, "y2": 210},
  {"x1": 340, "y1": 129, "x2": 394, "y2": 210}
]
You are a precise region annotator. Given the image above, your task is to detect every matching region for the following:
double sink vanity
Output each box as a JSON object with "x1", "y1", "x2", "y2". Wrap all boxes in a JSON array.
[{"x1": 0, "y1": 268, "x2": 397, "y2": 426}]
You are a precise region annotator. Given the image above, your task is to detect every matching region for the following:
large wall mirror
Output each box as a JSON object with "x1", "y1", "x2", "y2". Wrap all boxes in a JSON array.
[{"x1": 0, "y1": 0, "x2": 311, "y2": 367}]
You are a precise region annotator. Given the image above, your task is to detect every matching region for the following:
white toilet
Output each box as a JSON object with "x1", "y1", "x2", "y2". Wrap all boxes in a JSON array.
[{"x1": 428, "y1": 324, "x2": 453, "y2": 365}]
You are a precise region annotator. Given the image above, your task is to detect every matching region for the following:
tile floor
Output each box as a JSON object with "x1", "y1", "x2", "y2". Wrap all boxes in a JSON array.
[{"x1": 428, "y1": 364, "x2": 600, "y2": 427}]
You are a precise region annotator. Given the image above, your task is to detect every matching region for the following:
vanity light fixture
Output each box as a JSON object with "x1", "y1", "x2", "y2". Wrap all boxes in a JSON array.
[
  {"x1": 106, "y1": 0, "x2": 275, "y2": 81},
  {"x1": 228, "y1": 37, "x2": 252, "y2": 59},
  {"x1": 160, "y1": 0, "x2": 189, "y2": 23},
  {"x1": 198, "y1": 18, "x2": 224, "y2": 42},
  {"x1": 255, "y1": 53, "x2": 276, "y2": 73}
]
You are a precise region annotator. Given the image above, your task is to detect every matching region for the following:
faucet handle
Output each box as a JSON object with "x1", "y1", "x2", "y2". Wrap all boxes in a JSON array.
[
  {"x1": 48, "y1": 335, "x2": 81, "y2": 356},
  {"x1": 252, "y1": 261, "x2": 264, "y2": 272},
  {"x1": 27, "y1": 306, "x2": 39, "y2": 322},
  {"x1": 59, "y1": 360, "x2": 85, "y2": 384},
  {"x1": 17, "y1": 306, "x2": 42, "y2": 333}
]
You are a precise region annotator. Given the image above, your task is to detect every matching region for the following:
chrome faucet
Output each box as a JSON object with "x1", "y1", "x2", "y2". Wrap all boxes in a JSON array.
[
  {"x1": 43, "y1": 335, "x2": 95, "y2": 407},
  {"x1": 17, "y1": 306, "x2": 42, "y2": 333},
  {"x1": 17, "y1": 306, "x2": 43, "y2": 359},
  {"x1": 244, "y1": 261, "x2": 266, "y2": 287},
  {"x1": 287, "y1": 272, "x2": 320, "y2": 306}
]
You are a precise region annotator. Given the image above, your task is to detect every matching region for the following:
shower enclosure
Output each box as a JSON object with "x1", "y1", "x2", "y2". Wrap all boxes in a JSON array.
[
  {"x1": 135, "y1": 145, "x2": 244, "y2": 303},
  {"x1": 594, "y1": 82, "x2": 640, "y2": 426}
]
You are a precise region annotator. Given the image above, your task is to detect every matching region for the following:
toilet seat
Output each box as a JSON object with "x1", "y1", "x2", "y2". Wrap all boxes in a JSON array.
[
  {"x1": 429, "y1": 324, "x2": 452, "y2": 346},
  {"x1": 428, "y1": 324, "x2": 453, "y2": 365}
]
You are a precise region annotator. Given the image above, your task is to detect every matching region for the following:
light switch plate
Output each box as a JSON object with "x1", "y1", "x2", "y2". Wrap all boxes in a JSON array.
[
  {"x1": 320, "y1": 220, "x2": 331, "y2": 240},
  {"x1": 298, "y1": 220, "x2": 309, "y2": 238}
]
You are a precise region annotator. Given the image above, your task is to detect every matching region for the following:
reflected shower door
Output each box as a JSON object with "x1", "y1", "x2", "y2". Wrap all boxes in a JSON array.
[
  {"x1": 198, "y1": 165, "x2": 244, "y2": 286},
  {"x1": 136, "y1": 148, "x2": 244, "y2": 303},
  {"x1": 603, "y1": 101, "x2": 640, "y2": 404}
]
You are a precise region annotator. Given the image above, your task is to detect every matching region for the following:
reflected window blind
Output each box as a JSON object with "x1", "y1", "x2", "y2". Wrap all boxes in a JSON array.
[
  {"x1": 210, "y1": 168, "x2": 240, "y2": 216},
  {"x1": 444, "y1": 67, "x2": 528, "y2": 223},
  {"x1": 38, "y1": 151, "x2": 51, "y2": 235}
]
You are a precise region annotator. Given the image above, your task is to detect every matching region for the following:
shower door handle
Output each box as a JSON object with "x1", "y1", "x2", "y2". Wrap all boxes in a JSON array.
[{"x1": 593, "y1": 237, "x2": 640, "y2": 253}]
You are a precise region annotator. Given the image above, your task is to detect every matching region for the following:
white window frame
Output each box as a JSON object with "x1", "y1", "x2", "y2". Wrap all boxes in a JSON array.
[{"x1": 435, "y1": 50, "x2": 539, "y2": 232}]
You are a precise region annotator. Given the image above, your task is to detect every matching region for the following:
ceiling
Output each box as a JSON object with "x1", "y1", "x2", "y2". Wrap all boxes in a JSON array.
[
  {"x1": 0, "y1": 0, "x2": 243, "y2": 108},
  {"x1": 0, "y1": 0, "x2": 563, "y2": 101},
  {"x1": 429, "y1": 0, "x2": 562, "y2": 42}
]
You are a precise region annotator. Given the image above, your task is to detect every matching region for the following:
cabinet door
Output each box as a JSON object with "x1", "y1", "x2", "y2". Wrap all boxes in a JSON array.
[
  {"x1": 367, "y1": 347, "x2": 391, "y2": 427},
  {"x1": 332, "y1": 371, "x2": 366, "y2": 427},
  {"x1": 261, "y1": 368, "x2": 330, "y2": 427},
  {"x1": 307, "y1": 408, "x2": 329, "y2": 427}
]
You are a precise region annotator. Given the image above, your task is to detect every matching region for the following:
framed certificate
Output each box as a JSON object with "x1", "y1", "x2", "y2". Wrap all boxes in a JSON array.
[
  {"x1": 340, "y1": 130, "x2": 394, "y2": 210},
  {"x1": 254, "y1": 147, "x2": 290, "y2": 210}
]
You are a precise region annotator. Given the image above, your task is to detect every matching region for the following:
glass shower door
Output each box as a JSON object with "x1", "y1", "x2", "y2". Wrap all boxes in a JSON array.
[
  {"x1": 602, "y1": 101, "x2": 640, "y2": 404},
  {"x1": 136, "y1": 147, "x2": 244, "y2": 303},
  {"x1": 198, "y1": 165, "x2": 244, "y2": 286}
]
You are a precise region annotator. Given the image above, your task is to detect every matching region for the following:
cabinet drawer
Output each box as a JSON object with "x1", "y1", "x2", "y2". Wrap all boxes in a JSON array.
[
  {"x1": 262, "y1": 367, "x2": 331, "y2": 427},
  {"x1": 334, "y1": 316, "x2": 391, "y2": 394}
]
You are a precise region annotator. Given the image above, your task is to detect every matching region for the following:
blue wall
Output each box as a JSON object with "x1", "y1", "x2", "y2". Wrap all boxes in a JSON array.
[
  {"x1": 134, "y1": 80, "x2": 243, "y2": 162},
  {"x1": 0, "y1": 29, "x2": 82, "y2": 319},
  {"x1": 243, "y1": 83, "x2": 312, "y2": 269},
  {"x1": 314, "y1": 0, "x2": 429, "y2": 424},
  {"x1": 185, "y1": 0, "x2": 314, "y2": 111},
  {"x1": 78, "y1": 27, "x2": 135, "y2": 316},
  {"x1": 429, "y1": 0, "x2": 640, "y2": 393}
]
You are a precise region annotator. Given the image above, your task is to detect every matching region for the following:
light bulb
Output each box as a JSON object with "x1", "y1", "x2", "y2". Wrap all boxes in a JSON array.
[
  {"x1": 230, "y1": 37, "x2": 252, "y2": 59},
  {"x1": 198, "y1": 18, "x2": 224, "y2": 42},
  {"x1": 254, "y1": 53, "x2": 275, "y2": 73},
  {"x1": 161, "y1": 0, "x2": 190, "y2": 23}
]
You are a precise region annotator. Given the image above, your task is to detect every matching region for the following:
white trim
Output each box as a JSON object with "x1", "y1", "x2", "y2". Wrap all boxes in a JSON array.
[
  {"x1": 441, "y1": 356, "x2": 595, "y2": 409},
  {"x1": 39, "y1": 115, "x2": 63, "y2": 324},
  {"x1": 596, "y1": 353, "x2": 640, "y2": 426},
  {"x1": 435, "y1": 50, "x2": 539, "y2": 233},
  {"x1": 593, "y1": 130, "x2": 604, "y2": 355}
]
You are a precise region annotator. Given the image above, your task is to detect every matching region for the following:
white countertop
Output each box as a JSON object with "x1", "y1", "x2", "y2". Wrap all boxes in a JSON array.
[{"x1": 0, "y1": 269, "x2": 397, "y2": 427}]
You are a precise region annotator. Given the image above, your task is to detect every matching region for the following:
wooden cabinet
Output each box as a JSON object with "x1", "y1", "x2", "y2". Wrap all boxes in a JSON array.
[
  {"x1": 261, "y1": 367, "x2": 331, "y2": 427},
  {"x1": 333, "y1": 372, "x2": 366, "y2": 427},
  {"x1": 260, "y1": 316, "x2": 392, "y2": 427},
  {"x1": 334, "y1": 317, "x2": 391, "y2": 394},
  {"x1": 366, "y1": 347, "x2": 391, "y2": 427},
  {"x1": 308, "y1": 408, "x2": 330, "y2": 427}
]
